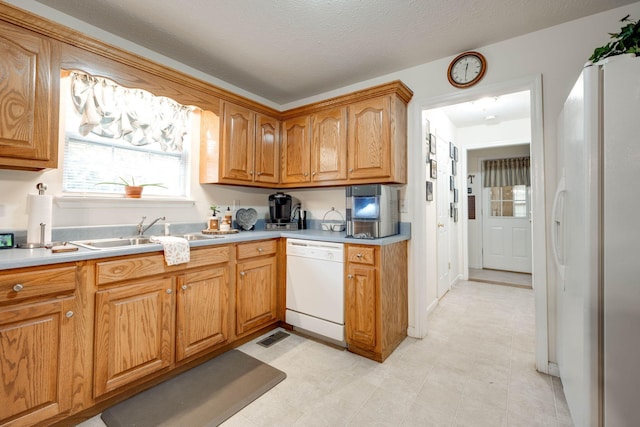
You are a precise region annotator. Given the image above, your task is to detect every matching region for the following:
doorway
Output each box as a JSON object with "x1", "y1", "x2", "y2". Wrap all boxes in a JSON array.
[{"x1": 416, "y1": 76, "x2": 549, "y2": 373}]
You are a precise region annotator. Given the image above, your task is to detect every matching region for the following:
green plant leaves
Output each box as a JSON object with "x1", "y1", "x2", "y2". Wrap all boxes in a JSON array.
[{"x1": 589, "y1": 15, "x2": 640, "y2": 63}]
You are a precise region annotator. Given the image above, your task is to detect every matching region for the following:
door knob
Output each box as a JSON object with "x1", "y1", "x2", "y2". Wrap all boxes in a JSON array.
[{"x1": 181, "y1": 285, "x2": 188, "y2": 290}]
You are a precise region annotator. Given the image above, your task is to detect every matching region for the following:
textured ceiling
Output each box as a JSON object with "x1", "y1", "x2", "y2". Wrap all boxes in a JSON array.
[{"x1": 34, "y1": 0, "x2": 637, "y2": 104}]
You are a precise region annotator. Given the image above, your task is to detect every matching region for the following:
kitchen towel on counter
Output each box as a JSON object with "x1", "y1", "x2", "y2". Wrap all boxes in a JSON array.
[
  {"x1": 149, "y1": 236, "x2": 190, "y2": 265},
  {"x1": 26, "y1": 193, "x2": 53, "y2": 245}
]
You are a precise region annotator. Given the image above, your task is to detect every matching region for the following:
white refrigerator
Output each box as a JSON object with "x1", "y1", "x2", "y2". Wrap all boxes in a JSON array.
[{"x1": 555, "y1": 54, "x2": 640, "y2": 427}]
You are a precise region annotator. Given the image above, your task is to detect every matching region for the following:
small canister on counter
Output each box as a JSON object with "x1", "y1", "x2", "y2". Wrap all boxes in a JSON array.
[{"x1": 208, "y1": 217, "x2": 219, "y2": 230}]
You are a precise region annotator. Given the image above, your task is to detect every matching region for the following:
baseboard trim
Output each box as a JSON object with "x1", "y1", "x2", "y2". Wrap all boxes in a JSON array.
[{"x1": 548, "y1": 362, "x2": 560, "y2": 377}]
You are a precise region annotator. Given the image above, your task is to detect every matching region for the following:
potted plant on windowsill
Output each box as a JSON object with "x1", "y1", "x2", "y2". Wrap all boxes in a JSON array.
[
  {"x1": 589, "y1": 15, "x2": 640, "y2": 63},
  {"x1": 96, "y1": 177, "x2": 167, "y2": 198}
]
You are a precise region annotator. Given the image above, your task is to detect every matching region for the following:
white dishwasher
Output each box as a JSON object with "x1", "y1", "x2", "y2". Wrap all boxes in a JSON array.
[{"x1": 286, "y1": 238, "x2": 345, "y2": 344}]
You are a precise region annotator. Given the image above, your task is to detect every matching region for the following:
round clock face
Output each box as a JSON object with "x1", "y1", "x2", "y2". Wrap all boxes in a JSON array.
[{"x1": 448, "y1": 52, "x2": 486, "y2": 88}]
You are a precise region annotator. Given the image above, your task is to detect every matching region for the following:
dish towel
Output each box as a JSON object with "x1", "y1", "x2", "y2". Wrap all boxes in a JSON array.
[{"x1": 150, "y1": 236, "x2": 190, "y2": 266}]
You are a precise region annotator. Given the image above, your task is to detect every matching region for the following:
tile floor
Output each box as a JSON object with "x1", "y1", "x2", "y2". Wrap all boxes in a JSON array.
[
  {"x1": 77, "y1": 280, "x2": 572, "y2": 427},
  {"x1": 468, "y1": 268, "x2": 533, "y2": 288}
]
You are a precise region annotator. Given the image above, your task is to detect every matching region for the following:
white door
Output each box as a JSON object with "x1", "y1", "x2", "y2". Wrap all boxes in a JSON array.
[
  {"x1": 436, "y1": 137, "x2": 450, "y2": 298},
  {"x1": 482, "y1": 184, "x2": 532, "y2": 273}
]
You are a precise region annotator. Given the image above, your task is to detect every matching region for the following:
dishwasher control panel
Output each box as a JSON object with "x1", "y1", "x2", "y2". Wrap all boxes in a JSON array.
[{"x1": 286, "y1": 238, "x2": 344, "y2": 261}]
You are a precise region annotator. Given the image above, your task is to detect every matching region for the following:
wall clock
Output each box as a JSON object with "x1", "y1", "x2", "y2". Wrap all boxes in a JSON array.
[{"x1": 447, "y1": 51, "x2": 487, "y2": 88}]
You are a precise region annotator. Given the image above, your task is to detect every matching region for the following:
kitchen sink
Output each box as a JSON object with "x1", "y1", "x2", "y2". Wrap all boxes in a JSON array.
[
  {"x1": 71, "y1": 234, "x2": 222, "y2": 250},
  {"x1": 71, "y1": 237, "x2": 158, "y2": 250},
  {"x1": 171, "y1": 233, "x2": 223, "y2": 241}
]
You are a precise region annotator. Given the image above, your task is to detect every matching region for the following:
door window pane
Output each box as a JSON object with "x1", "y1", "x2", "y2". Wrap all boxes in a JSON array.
[{"x1": 489, "y1": 185, "x2": 528, "y2": 218}]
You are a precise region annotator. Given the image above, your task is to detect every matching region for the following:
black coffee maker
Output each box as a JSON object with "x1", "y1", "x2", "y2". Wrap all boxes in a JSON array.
[{"x1": 268, "y1": 192, "x2": 293, "y2": 223}]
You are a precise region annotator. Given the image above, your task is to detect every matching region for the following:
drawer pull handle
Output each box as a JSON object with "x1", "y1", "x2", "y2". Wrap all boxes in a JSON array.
[
  {"x1": 357, "y1": 253, "x2": 363, "y2": 258},
  {"x1": 240, "y1": 271, "x2": 246, "y2": 277},
  {"x1": 12, "y1": 284, "x2": 24, "y2": 292},
  {"x1": 166, "y1": 289, "x2": 172, "y2": 294},
  {"x1": 347, "y1": 274, "x2": 353, "y2": 279},
  {"x1": 66, "y1": 311, "x2": 74, "y2": 318},
  {"x1": 257, "y1": 248, "x2": 264, "y2": 252},
  {"x1": 181, "y1": 285, "x2": 188, "y2": 290}
]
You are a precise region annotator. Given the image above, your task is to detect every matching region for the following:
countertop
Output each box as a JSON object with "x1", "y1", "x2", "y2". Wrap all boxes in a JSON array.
[{"x1": 0, "y1": 228, "x2": 410, "y2": 270}]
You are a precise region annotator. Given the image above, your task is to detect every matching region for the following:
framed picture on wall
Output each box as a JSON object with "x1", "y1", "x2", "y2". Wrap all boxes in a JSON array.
[
  {"x1": 450, "y1": 175, "x2": 455, "y2": 191},
  {"x1": 454, "y1": 207, "x2": 459, "y2": 223},
  {"x1": 430, "y1": 134, "x2": 436, "y2": 154},
  {"x1": 449, "y1": 142, "x2": 455, "y2": 158},
  {"x1": 451, "y1": 160, "x2": 456, "y2": 176},
  {"x1": 430, "y1": 159, "x2": 437, "y2": 179},
  {"x1": 454, "y1": 146, "x2": 459, "y2": 162},
  {"x1": 454, "y1": 188, "x2": 459, "y2": 203},
  {"x1": 450, "y1": 202, "x2": 454, "y2": 218},
  {"x1": 426, "y1": 181, "x2": 433, "y2": 201}
]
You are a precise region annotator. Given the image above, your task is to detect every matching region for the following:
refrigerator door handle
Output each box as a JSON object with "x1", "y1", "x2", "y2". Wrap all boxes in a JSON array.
[{"x1": 551, "y1": 173, "x2": 567, "y2": 284}]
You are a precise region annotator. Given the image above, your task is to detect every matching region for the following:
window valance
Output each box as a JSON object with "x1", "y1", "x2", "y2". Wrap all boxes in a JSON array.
[
  {"x1": 483, "y1": 157, "x2": 530, "y2": 187},
  {"x1": 69, "y1": 71, "x2": 191, "y2": 152}
]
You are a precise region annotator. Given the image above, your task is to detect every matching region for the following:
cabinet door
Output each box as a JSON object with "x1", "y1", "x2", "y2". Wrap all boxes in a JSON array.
[
  {"x1": 281, "y1": 115, "x2": 311, "y2": 184},
  {"x1": 347, "y1": 96, "x2": 391, "y2": 180},
  {"x1": 345, "y1": 263, "x2": 377, "y2": 350},
  {"x1": 236, "y1": 256, "x2": 277, "y2": 336},
  {"x1": 311, "y1": 107, "x2": 348, "y2": 182},
  {"x1": 0, "y1": 21, "x2": 58, "y2": 170},
  {"x1": 255, "y1": 113, "x2": 280, "y2": 184},
  {"x1": 176, "y1": 267, "x2": 230, "y2": 362},
  {"x1": 0, "y1": 297, "x2": 74, "y2": 426},
  {"x1": 94, "y1": 278, "x2": 174, "y2": 397},
  {"x1": 220, "y1": 101, "x2": 255, "y2": 182}
]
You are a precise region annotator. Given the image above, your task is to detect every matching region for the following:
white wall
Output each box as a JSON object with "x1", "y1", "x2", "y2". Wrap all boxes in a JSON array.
[
  {"x1": 466, "y1": 144, "x2": 531, "y2": 268},
  {"x1": 2, "y1": 0, "x2": 640, "y2": 363}
]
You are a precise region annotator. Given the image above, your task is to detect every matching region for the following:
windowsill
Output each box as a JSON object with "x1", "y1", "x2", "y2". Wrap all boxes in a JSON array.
[{"x1": 54, "y1": 195, "x2": 196, "y2": 209}]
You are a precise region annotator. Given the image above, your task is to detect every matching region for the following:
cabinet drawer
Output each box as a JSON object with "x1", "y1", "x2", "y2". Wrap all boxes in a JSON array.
[
  {"x1": 0, "y1": 266, "x2": 76, "y2": 303},
  {"x1": 97, "y1": 245, "x2": 232, "y2": 285},
  {"x1": 346, "y1": 246, "x2": 376, "y2": 265},
  {"x1": 236, "y1": 240, "x2": 277, "y2": 260}
]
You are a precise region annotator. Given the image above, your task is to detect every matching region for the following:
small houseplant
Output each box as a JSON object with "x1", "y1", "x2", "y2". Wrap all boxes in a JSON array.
[
  {"x1": 96, "y1": 176, "x2": 167, "y2": 198},
  {"x1": 589, "y1": 15, "x2": 640, "y2": 63}
]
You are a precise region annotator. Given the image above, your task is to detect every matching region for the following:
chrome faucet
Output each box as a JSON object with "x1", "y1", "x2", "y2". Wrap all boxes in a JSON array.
[{"x1": 136, "y1": 216, "x2": 166, "y2": 235}]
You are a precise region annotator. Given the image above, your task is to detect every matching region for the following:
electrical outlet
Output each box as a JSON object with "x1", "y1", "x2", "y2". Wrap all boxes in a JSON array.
[{"x1": 399, "y1": 198, "x2": 408, "y2": 213}]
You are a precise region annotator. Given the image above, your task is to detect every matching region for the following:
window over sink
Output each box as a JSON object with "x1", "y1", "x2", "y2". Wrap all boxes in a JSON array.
[{"x1": 61, "y1": 70, "x2": 193, "y2": 197}]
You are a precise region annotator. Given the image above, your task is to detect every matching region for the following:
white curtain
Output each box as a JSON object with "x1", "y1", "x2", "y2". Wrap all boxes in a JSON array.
[
  {"x1": 70, "y1": 71, "x2": 191, "y2": 152},
  {"x1": 483, "y1": 157, "x2": 530, "y2": 187}
]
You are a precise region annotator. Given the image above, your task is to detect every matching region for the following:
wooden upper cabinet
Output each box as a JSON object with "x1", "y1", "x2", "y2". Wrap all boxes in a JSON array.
[
  {"x1": 281, "y1": 115, "x2": 311, "y2": 184},
  {"x1": 254, "y1": 113, "x2": 280, "y2": 184},
  {"x1": 311, "y1": 107, "x2": 348, "y2": 182},
  {"x1": 220, "y1": 101, "x2": 255, "y2": 182},
  {"x1": 217, "y1": 101, "x2": 280, "y2": 185},
  {"x1": 0, "y1": 20, "x2": 59, "y2": 170},
  {"x1": 347, "y1": 96, "x2": 392, "y2": 180}
]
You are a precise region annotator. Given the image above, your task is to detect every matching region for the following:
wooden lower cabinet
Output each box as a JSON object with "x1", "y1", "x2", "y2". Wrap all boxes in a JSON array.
[
  {"x1": 344, "y1": 241, "x2": 408, "y2": 362},
  {"x1": 93, "y1": 246, "x2": 234, "y2": 398},
  {"x1": 345, "y1": 262, "x2": 377, "y2": 350},
  {"x1": 0, "y1": 297, "x2": 75, "y2": 426},
  {"x1": 236, "y1": 240, "x2": 278, "y2": 336},
  {"x1": 0, "y1": 265, "x2": 77, "y2": 427},
  {"x1": 176, "y1": 267, "x2": 230, "y2": 361},
  {"x1": 94, "y1": 278, "x2": 174, "y2": 397}
]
